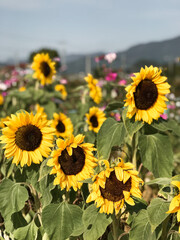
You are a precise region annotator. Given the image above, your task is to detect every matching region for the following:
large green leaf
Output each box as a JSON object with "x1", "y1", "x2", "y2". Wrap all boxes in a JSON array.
[
  {"x1": 5, "y1": 211, "x2": 27, "y2": 234},
  {"x1": 13, "y1": 220, "x2": 38, "y2": 240},
  {"x1": 129, "y1": 210, "x2": 155, "y2": 240},
  {"x1": 105, "y1": 101, "x2": 124, "y2": 112},
  {"x1": 97, "y1": 118, "x2": 126, "y2": 159},
  {"x1": 139, "y1": 134, "x2": 174, "y2": 178},
  {"x1": 146, "y1": 178, "x2": 171, "y2": 186},
  {"x1": 151, "y1": 119, "x2": 180, "y2": 137},
  {"x1": 42, "y1": 202, "x2": 83, "y2": 240},
  {"x1": 122, "y1": 109, "x2": 144, "y2": 137},
  {"x1": 0, "y1": 179, "x2": 28, "y2": 220},
  {"x1": 147, "y1": 198, "x2": 170, "y2": 232},
  {"x1": 82, "y1": 204, "x2": 112, "y2": 240}
]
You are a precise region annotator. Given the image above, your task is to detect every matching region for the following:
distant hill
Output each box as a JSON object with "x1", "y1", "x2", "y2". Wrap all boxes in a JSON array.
[{"x1": 66, "y1": 36, "x2": 180, "y2": 74}]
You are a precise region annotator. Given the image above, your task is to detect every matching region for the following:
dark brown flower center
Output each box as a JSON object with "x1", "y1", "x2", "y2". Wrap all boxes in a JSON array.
[
  {"x1": 15, "y1": 124, "x2": 42, "y2": 151},
  {"x1": 90, "y1": 115, "x2": 98, "y2": 128},
  {"x1": 58, "y1": 146, "x2": 85, "y2": 175},
  {"x1": 40, "y1": 61, "x2": 51, "y2": 77},
  {"x1": 134, "y1": 79, "x2": 158, "y2": 110},
  {"x1": 56, "y1": 120, "x2": 65, "y2": 133},
  {"x1": 100, "y1": 171, "x2": 131, "y2": 202}
]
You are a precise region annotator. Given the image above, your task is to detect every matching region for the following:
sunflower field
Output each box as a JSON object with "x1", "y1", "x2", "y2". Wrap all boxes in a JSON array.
[{"x1": 0, "y1": 53, "x2": 180, "y2": 240}]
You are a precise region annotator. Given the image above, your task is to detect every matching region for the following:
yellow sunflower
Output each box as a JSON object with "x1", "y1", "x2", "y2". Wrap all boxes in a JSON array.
[
  {"x1": 47, "y1": 134, "x2": 97, "y2": 191},
  {"x1": 0, "y1": 94, "x2": 4, "y2": 105},
  {"x1": 167, "y1": 181, "x2": 180, "y2": 232},
  {"x1": 84, "y1": 74, "x2": 102, "y2": 104},
  {"x1": 31, "y1": 53, "x2": 56, "y2": 85},
  {"x1": 54, "y1": 84, "x2": 67, "y2": 100},
  {"x1": 86, "y1": 107, "x2": 106, "y2": 133},
  {"x1": 84, "y1": 74, "x2": 98, "y2": 85},
  {"x1": 19, "y1": 86, "x2": 26, "y2": 92},
  {"x1": 0, "y1": 116, "x2": 10, "y2": 128},
  {"x1": 87, "y1": 158, "x2": 143, "y2": 215},
  {"x1": 51, "y1": 112, "x2": 73, "y2": 138},
  {"x1": 0, "y1": 111, "x2": 55, "y2": 167},
  {"x1": 89, "y1": 84, "x2": 102, "y2": 104},
  {"x1": 124, "y1": 66, "x2": 170, "y2": 124},
  {"x1": 35, "y1": 104, "x2": 47, "y2": 121}
]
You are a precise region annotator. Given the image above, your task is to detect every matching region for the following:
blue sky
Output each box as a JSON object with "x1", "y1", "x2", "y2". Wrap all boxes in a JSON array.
[{"x1": 0, "y1": 0, "x2": 180, "y2": 62}]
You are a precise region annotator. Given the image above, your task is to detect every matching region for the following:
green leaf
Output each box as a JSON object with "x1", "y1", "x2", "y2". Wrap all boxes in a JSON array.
[
  {"x1": 38, "y1": 159, "x2": 51, "y2": 182},
  {"x1": 70, "y1": 205, "x2": 85, "y2": 236},
  {"x1": 14, "y1": 220, "x2": 38, "y2": 240},
  {"x1": 84, "y1": 131, "x2": 96, "y2": 144},
  {"x1": 172, "y1": 175, "x2": 180, "y2": 181},
  {"x1": 129, "y1": 210, "x2": 155, "y2": 240},
  {"x1": 168, "y1": 232, "x2": 180, "y2": 240},
  {"x1": 139, "y1": 134, "x2": 174, "y2": 178},
  {"x1": 0, "y1": 179, "x2": 28, "y2": 219},
  {"x1": 146, "y1": 178, "x2": 171, "y2": 186},
  {"x1": 105, "y1": 101, "x2": 124, "y2": 112},
  {"x1": 147, "y1": 198, "x2": 170, "y2": 232},
  {"x1": 82, "y1": 204, "x2": 112, "y2": 240},
  {"x1": 5, "y1": 211, "x2": 27, "y2": 234},
  {"x1": 122, "y1": 109, "x2": 144, "y2": 137},
  {"x1": 42, "y1": 101, "x2": 56, "y2": 119},
  {"x1": 42, "y1": 202, "x2": 83, "y2": 240},
  {"x1": 151, "y1": 119, "x2": 180, "y2": 137},
  {"x1": 97, "y1": 118, "x2": 126, "y2": 159}
]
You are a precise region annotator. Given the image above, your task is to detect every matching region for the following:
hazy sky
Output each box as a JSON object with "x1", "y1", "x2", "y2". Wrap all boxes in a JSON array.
[{"x1": 0, "y1": 0, "x2": 180, "y2": 61}]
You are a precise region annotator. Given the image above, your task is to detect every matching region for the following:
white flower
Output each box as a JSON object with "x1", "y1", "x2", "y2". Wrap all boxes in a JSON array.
[
  {"x1": 0, "y1": 82, "x2": 7, "y2": 91},
  {"x1": 104, "y1": 53, "x2": 117, "y2": 63}
]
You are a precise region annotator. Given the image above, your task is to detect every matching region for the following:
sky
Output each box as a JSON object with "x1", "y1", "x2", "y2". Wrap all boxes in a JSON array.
[{"x1": 0, "y1": 0, "x2": 180, "y2": 62}]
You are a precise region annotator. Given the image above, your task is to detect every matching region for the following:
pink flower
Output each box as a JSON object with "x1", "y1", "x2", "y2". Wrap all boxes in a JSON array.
[
  {"x1": 94, "y1": 55, "x2": 105, "y2": 63},
  {"x1": 97, "y1": 80, "x2": 105, "y2": 87},
  {"x1": 118, "y1": 79, "x2": 127, "y2": 86},
  {"x1": 105, "y1": 72, "x2": 117, "y2": 82},
  {"x1": 53, "y1": 57, "x2": 61, "y2": 62},
  {"x1": 60, "y1": 79, "x2": 67, "y2": 84},
  {"x1": 129, "y1": 73, "x2": 135, "y2": 77},
  {"x1": 160, "y1": 114, "x2": 168, "y2": 120},
  {"x1": 114, "y1": 113, "x2": 121, "y2": 121},
  {"x1": 167, "y1": 104, "x2": 176, "y2": 109},
  {"x1": 2, "y1": 92, "x2": 7, "y2": 97},
  {"x1": 100, "y1": 105, "x2": 106, "y2": 111},
  {"x1": 104, "y1": 53, "x2": 117, "y2": 63}
]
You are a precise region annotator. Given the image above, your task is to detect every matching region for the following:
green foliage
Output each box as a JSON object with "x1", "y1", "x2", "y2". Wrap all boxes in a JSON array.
[
  {"x1": 82, "y1": 204, "x2": 112, "y2": 240},
  {"x1": 139, "y1": 133, "x2": 174, "y2": 177},
  {"x1": 0, "y1": 179, "x2": 28, "y2": 220},
  {"x1": 13, "y1": 220, "x2": 38, "y2": 240},
  {"x1": 42, "y1": 202, "x2": 84, "y2": 240},
  {"x1": 97, "y1": 117, "x2": 126, "y2": 159}
]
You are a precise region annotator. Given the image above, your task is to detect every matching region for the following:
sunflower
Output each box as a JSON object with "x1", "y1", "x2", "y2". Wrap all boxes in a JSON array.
[
  {"x1": 167, "y1": 181, "x2": 180, "y2": 232},
  {"x1": 0, "y1": 94, "x2": 4, "y2": 105},
  {"x1": 54, "y1": 84, "x2": 67, "y2": 100},
  {"x1": 89, "y1": 84, "x2": 102, "y2": 104},
  {"x1": 124, "y1": 66, "x2": 170, "y2": 124},
  {"x1": 31, "y1": 53, "x2": 56, "y2": 85},
  {"x1": 86, "y1": 107, "x2": 106, "y2": 133},
  {"x1": 84, "y1": 74, "x2": 102, "y2": 104},
  {"x1": 84, "y1": 74, "x2": 98, "y2": 85},
  {"x1": 19, "y1": 86, "x2": 26, "y2": 92},
  {"x1": 0, "y1": 116, "x2": 10, "y2": 128},
  {"x1": 47, "y1": 134, "x2": 97, "y2": 191},
  {"x1": 0, "y1": 111, "x2": 55, "y2": 167},
  {"x1": 87, "y1": 158, "x2": 143, "y2": 215},
  {"x1": 35, "y1": 104, "x2": 47, "y2": 121},
  {"x1": 51, "y1": 112, "x2": 73, "y2": 138}
]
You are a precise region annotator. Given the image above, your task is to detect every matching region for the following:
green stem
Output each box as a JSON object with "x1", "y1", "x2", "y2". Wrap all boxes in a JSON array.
[
  {"x1": 132, "y1": 132, "x2": 138, "y2": 170},
  {"x1": 160, "y1": 215, "x2": 170, "y2": 240},
  {"x1": 112, "y1": 214, "x2": 119, "y2": 240}
]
